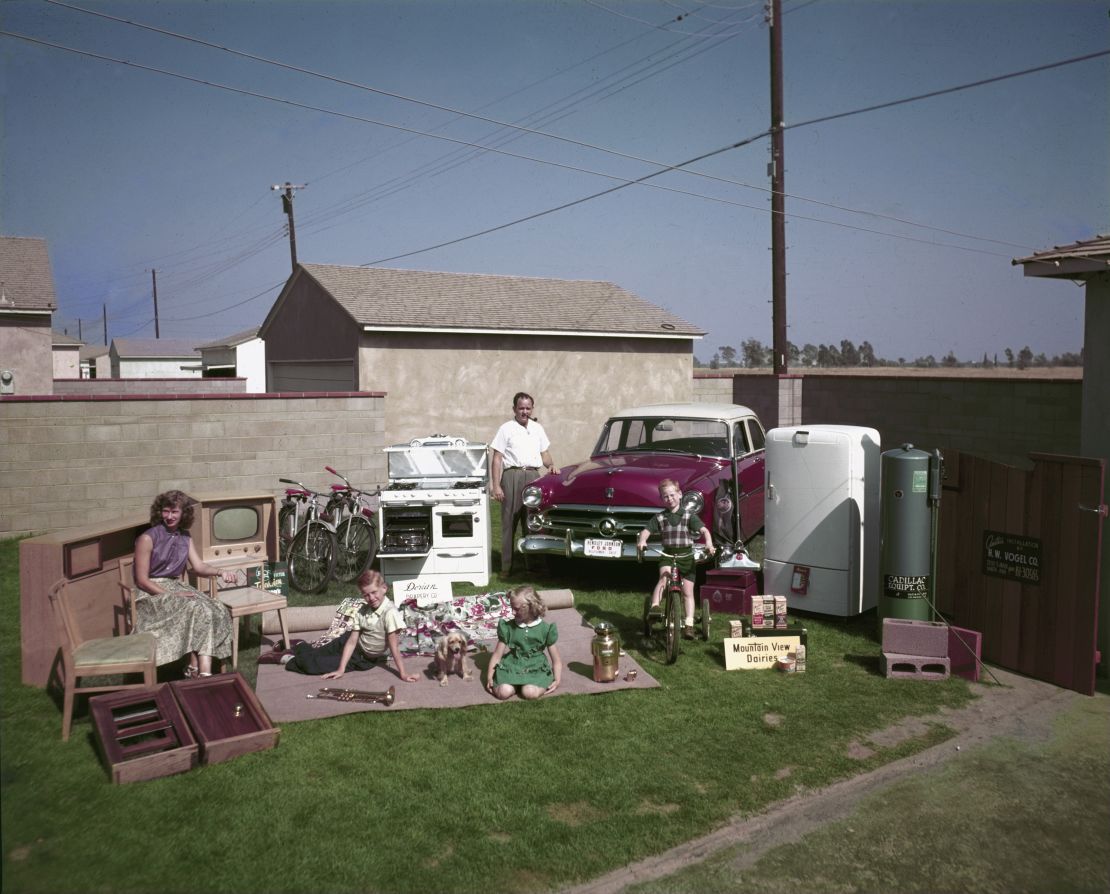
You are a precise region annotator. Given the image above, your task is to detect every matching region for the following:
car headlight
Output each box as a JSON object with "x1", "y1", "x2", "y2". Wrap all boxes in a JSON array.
[
  {"x1": 522, "y1": 485, "x2": 543, "y2": 508},
  {"x1": 680, "y1": 490, "x2": 704, "y2": 514}
]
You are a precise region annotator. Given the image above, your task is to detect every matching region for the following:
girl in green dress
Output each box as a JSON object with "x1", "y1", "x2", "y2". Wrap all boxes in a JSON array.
[{"x1": 486, "y1": 586, "x2": 562, "y2": 700}]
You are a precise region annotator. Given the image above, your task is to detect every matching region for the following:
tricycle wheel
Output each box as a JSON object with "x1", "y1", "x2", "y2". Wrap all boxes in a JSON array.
[{"x1": 664, "y1": 589, "x2": 682, "y2": 664}]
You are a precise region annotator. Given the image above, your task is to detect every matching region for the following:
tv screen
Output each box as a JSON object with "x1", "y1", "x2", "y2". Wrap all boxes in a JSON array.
[{"x1": 212, "y1": 506, "x2": 259, "y2": 542}]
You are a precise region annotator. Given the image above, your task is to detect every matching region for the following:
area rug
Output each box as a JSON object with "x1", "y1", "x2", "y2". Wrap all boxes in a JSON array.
[{"x1": 254, "y1": 607, "x2": 659, "y2": 723}]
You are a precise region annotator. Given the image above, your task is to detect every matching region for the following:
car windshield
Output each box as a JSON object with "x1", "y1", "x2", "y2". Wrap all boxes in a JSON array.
[{"x1": 594, "y1": 417, "x2": 731, "y2": 458}]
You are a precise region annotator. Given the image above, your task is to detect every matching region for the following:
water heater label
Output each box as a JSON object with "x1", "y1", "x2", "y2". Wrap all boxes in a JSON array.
[
  {"x1": 912, "y1": 470, "x2": 928, "y2": 493},
  {"x1": 884, "y1": 574, "x2": 928, "y2": 599},
  {"x1": 983, "y1": 531, "x2": 1041, "y2": 585}
]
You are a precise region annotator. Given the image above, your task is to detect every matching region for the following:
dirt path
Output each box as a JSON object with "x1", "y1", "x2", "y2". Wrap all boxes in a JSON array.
[{"x1": 560, "y1": 667, "x2": 1083, "y2": 894}]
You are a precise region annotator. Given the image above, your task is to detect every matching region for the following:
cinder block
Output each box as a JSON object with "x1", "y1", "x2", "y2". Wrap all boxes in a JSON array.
[
  {"x1": 881, "y1": 652, "x2": 951, "y2": 681},
  {"x1": 947, "y1": 625, "x2": 982, "y2": 682},
  {"x1": 882, "y1": 618, "x2": 948, "y2": 658}
]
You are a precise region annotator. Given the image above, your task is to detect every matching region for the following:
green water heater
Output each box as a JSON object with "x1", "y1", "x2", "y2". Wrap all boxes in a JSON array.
[{"x1": 879, "y1": 444, "x2": 941, "y2": 622}]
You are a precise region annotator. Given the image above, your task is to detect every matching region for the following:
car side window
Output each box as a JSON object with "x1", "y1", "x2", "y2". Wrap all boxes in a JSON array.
[
  {"x1": 732, "y1": 422, "x2": 750, "y2": 457},
  {"x1": 747, "y1": 419, "x2": 766, "y2": 451}
]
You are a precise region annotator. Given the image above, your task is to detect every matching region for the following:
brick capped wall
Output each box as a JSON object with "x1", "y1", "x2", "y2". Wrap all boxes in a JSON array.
[{"x1": 0, "y1": 392, "x2": 386, "y2": 537}]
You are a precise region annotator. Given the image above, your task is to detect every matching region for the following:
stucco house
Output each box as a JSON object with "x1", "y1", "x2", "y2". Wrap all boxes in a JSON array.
[
  {"x1": 0, "y1": 235, "x2": 57, "y2": 395},
  {"x1": 1014, "y1": 233, "x2": 1109, "y2": 676},
  {"x1": 195, "y1": 326, "x2": 265, "y2": 392},
  {"x1": 259, "y1": 264, "x2": 704, "y2": 462},
  {"x1": 52, "y1": 331, "x2": 82, "y2": 379},
  {"x1": 109, "y1": 337, "x2": 203, "y2": 379},
  {"x1": 79, "y1": 344, "x2": 111, "y2": 379}
]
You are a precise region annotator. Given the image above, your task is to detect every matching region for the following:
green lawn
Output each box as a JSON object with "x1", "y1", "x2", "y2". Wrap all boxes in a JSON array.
[{"x1": 1, "y1": 513, "x2": 976, "y2": 894}]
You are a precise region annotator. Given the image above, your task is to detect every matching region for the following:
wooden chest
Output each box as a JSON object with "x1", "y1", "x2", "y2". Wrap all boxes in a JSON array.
[
  {"x1": 90, "y1": 685, "x2": 198, "y2": 785},
  {"x1": 169, "y1": 672, "x2": 280, "y2": 766}
]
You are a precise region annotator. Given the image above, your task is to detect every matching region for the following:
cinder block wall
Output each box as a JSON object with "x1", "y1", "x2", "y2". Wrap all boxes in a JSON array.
[
  {"x1": 53, "y1": 378, "x2": 247, "y2": 396},
  {"x1": 0, "y1": 393, "x2": 386, "y2": 537},
  {"x1": 692, "y1": 374, "x2": 734, "y2": 404}
]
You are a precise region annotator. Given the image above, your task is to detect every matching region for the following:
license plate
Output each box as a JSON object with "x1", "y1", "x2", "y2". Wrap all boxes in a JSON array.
[{"x1": 585, "y1": 538, "x2": 622, "y2": 558}]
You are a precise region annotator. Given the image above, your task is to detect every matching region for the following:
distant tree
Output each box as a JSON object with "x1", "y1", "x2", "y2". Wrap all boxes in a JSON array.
[
  {"x1": 787, "y1": 340, "x2": 800, "y2": 365},
  {"x1": 740, "y1": 338, "x2": 767, "y2": 368},
  {"x1": 1033, "y1": 352, "x2": 1048, "y2": 367},
  {"x1": 840, "y1": 339, "x2": 860, "y2": 366},
  {"x1": 898, "y1": 357, "x2": 906, "y2": 366},
  {"x1": 993, "y1": 353, "x2": 998, "y2": 367},
  {"x1": 914, "y1": 354, "x2": 938, "y2": 368},
  {"x1": 718, "y1": 345, "x2": 737, "y2": 367},
  {"x1": 710, "y1": 353, "x2": 720, "y2": 370},
  {"x1": 859, "y1": 341, "x2": 877, "y2": 367},
  {"x1": 693, "y1": 355, "x2": 705, "y2": 368},
  {"x1": 1017, "y1": 346, "x2": 1033, "y2": 370},
  {"x1": 1004, "y1": 347, "x2": 1014, "y2": 367},
  {"x1": 1054, "y1": 351, "x2": 1083, "y2": 366},
  {"x1": 801, "y1": 343, "x2": 819, "y2": 367},
  {"x1": 981, "y1": 352, "x2": 990, "y2": 367},
  {"x1": 942, "y1": 350, "x2": 959, "y2": 367}
]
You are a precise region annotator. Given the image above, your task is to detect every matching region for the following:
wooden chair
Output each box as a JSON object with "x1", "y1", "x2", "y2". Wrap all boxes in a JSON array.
[{"x1": 48, "y1": 579, "x2": 157, "y2": 741}]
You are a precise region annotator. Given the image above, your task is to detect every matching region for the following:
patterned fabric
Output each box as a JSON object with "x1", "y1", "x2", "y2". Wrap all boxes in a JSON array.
[
  {"x1": 134, "y1": 577, "x2": 233, "y2": 665},
  {"x1": 309, "y1": 596, "x2": 365, "y2": 648},
  {"x1": 648, "y1": 508, "x2": 704, "y2": 549},
  {"x1": 492, "y1": 618, "x2": 559, "y2": 687},
  {"x1": 396, "y1": 593, "x2": 514, "y2": 656}
]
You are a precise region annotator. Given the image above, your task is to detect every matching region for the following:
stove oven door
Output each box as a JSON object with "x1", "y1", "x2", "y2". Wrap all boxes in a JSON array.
[{"x1": 432, "y1": 499, "x2": 486, "y2": 550}]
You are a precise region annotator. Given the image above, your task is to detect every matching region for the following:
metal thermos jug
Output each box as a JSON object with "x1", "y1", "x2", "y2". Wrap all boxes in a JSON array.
[{"x1": 591, "y1": 622, "x2": 620, "y2": 683}]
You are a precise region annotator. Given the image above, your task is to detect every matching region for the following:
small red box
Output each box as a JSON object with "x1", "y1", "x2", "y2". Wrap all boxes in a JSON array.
[{"x1": 700, "y1": 569, "x2": 758, "y2": 616}]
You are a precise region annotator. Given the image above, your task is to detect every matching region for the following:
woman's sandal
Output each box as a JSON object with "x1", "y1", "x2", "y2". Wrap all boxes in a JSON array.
[{"x1": 183, "y1": 665, "x2": 200, "y2": 679}]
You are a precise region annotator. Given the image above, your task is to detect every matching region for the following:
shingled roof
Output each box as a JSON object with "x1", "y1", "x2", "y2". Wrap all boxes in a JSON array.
[
  {"x1": 1014, "y1": 234, "x2": 1110, "y2": 278},
  {"x1": 291, "y1": 264, "x2": 703, "y2": 337},
  {"x1": 0, "y1": 236, "x2": 57, "y2": 311},
  {"x1": 195, "y1": 325, "x2": 260, "y2": 351},
  {"x1": 111, "y1": 338, "x2": 201, "y2": 359}
]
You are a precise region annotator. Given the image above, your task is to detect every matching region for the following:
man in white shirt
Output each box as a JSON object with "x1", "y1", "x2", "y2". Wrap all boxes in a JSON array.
[{"x1": 490, "y1": 392, "x2": 557, "y2": 574}]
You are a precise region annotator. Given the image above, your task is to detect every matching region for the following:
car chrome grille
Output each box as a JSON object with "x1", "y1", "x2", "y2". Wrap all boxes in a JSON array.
[{"x1": 541, "y1": 504, "x2": 658, "y2": 538}]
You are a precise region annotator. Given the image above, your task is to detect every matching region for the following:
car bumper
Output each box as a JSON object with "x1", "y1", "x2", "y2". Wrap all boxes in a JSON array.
[{"x1": 518, "y1": 533, "x2": 712, "y2": 562}]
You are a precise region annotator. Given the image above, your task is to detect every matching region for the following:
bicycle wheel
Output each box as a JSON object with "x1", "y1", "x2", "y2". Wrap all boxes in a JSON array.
[
  {"x1": 334, "y1": 515, "x2": 377, "y2": 583},
  {"x1": 664, "y1": 587, "x2": 682, "y2": 664},
  {"x1": 700, "y1": 593, "x2": 712, "y2": 641},
  {"x1": 288, "y1": 520, "x2": 336, "y2": 593},
  {"x1": 277, "y1": 504, "x2": 298, "y2": 561},
  {"x1": 642, "y1": 593, "x2": 655, "y2": 637}
]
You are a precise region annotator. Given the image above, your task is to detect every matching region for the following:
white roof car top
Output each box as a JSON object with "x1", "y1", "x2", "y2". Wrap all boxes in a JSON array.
[{"x1": 611, "y1": 402, "x2": 757, "y2": 421}]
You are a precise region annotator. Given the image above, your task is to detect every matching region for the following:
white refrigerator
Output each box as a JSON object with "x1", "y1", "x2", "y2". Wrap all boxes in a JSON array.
[{"x1": 763, "y1": 425, "x2": 881, "y2": 617}]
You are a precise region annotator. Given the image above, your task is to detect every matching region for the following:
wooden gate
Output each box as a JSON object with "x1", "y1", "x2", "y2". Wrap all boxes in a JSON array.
[{"x1": 937, "y1": 451, "x2": 1104, "y2": 695}]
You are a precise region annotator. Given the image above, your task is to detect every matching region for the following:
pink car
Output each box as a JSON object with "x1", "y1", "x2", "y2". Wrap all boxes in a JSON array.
[{"x1": 518, "y1": 403, "x2": 766, "y2": 564}]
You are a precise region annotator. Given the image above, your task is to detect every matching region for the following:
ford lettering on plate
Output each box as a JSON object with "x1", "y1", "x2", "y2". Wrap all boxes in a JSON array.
[{"x1": 585, "y1": 538, "x2": 622, "y2": 558}]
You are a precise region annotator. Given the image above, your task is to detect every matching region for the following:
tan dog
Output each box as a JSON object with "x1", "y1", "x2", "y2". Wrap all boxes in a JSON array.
[{"x1": 435, "y1": 631, "x2": 473, "y2": 686}]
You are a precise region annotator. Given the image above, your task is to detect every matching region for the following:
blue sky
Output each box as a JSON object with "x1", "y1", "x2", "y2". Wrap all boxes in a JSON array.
[{"x1": 2, "y1": 0, "x2": 1106, "y2": 362}]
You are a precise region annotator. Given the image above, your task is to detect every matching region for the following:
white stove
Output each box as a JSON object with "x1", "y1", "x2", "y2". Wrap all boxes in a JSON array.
[{"x1": 378, "y1": 436, "x2": 491, "y2": 588}]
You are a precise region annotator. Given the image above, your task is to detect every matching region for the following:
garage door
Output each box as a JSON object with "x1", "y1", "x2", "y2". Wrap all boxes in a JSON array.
[{"x1": 269, "y1": 360, "x2": 356, "y2": 392}]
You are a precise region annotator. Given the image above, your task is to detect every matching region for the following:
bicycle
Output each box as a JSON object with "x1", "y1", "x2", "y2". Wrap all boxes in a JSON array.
[
  {"x1": 279, "y1": 478, "x2": 336, "y2": 594},
  {"x1": 638, "y1": 547, "x2": 712, "y2": 664},
  {"x1": 322, "y1": 465, "x2": 380, "y2": 584},
  {"x1": 277, "y1": 479, "x2": 318, "y2": 561}
]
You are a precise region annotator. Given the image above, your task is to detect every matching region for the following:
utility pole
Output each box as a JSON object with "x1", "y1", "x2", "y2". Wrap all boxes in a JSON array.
[
  {"x1": 102, "y1": 303, "x2": 107, "y2": 346},
  {"x1": 768, "y1": 0, "x2": 787, "y2": 375},
  {"x1": 271, "y1": 182, "x2": 307, "y2": 272},
  {"x1": 151, "y1": 269, "x2": 161, "y2": 338}
]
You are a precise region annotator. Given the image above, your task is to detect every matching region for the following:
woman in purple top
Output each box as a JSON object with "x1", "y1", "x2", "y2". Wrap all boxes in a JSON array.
[{"x1": 133, "y1": 490, "x2": 236, "y2": 677}]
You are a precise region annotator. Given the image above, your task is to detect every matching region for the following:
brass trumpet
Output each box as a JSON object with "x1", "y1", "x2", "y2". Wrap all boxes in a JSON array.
[{"x1": 306, "y1": 685, "x2": 396, "y2": 706}]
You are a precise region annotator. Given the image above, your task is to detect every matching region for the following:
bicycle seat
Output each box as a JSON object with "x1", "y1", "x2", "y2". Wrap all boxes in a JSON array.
[
  {"x1": 284, "y1": 488, "x2": 310, "y2": 497},
  {"x1": 330, "y1": 484, "x2": 349, "y2": 492}
]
